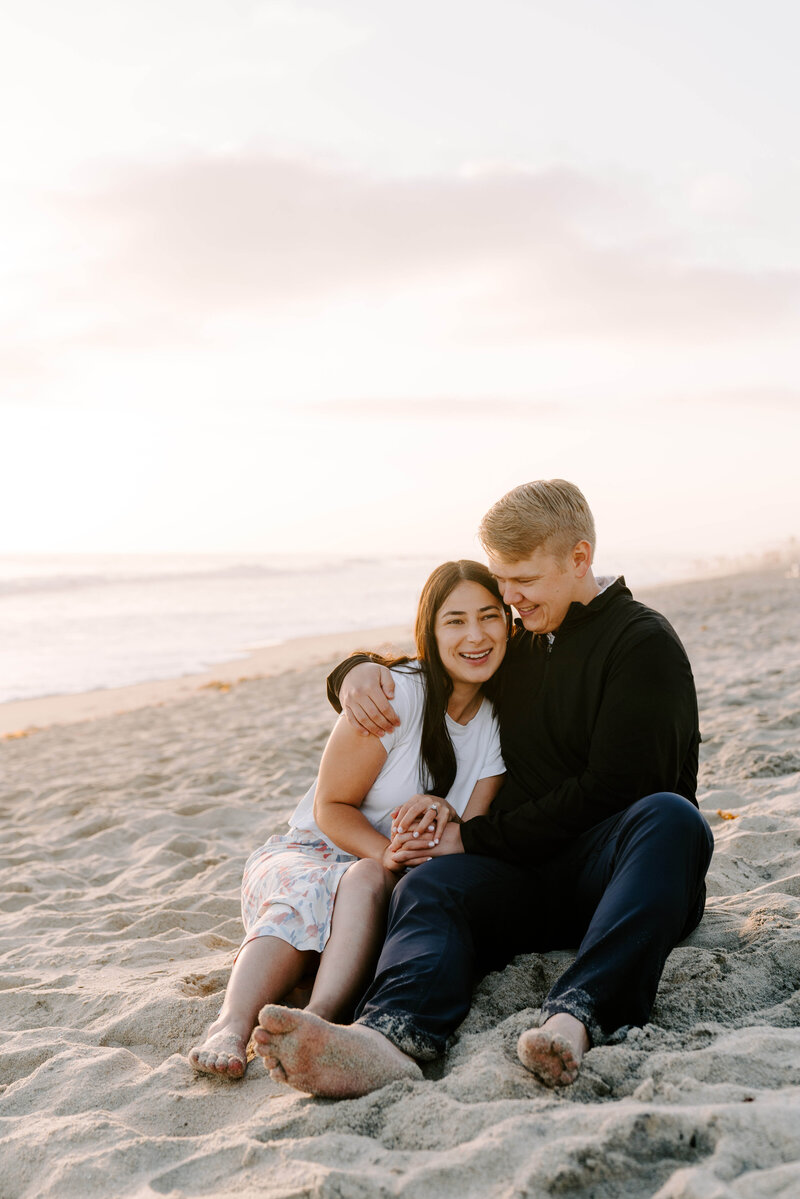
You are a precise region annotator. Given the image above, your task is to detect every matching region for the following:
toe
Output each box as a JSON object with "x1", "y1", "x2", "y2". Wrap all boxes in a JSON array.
[
  {"x1": 252, "y1": 1031, "x2": 274, "y2": 1056},
  {"x1": 258, "y1": 1003, "x2": 299, "y2": 1033},
  {"x1": 189, "y1": 1039, "x2": 247, "y2": 1078}
]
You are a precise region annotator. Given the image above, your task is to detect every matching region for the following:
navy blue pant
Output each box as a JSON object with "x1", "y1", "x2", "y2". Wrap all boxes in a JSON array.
[{"x1": 355, "y1": 793, "x2": 714, "y2": 1058}]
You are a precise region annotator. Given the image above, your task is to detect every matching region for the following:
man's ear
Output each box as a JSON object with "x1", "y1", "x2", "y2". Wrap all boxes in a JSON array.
[{"x1": 572, "y1": 540, "x2": 593, "y2": 579}]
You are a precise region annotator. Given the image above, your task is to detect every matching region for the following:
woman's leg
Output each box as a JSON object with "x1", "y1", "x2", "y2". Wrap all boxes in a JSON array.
[
  {"x1": 189, "y1": 934, "x2": 312, "y2": 1078},
  {"x1": 305, "y1": 859, "x2": 396, "y2": 1023}
]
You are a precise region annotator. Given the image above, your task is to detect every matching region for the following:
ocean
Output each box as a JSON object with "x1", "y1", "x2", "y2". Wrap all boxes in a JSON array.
[
  {"x1": 0, "y1": 549, "x2": 756, "y2": 704},
  {"x1": 0, "y1": 553, "x2": 447, "y2": 704}
]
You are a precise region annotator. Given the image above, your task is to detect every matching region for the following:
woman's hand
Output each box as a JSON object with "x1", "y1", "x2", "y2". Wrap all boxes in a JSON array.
[
  {"x1": 386, "y1": 823, "x2": 465, "y2": 868},
  {"x1": 391, "y1": 794, "x2": 457, "y2": 846},
  {"x1": 381, "y1": 838, "x2": 411, "y2": 873},
  {"x1": 340, "y1": 663, "x2": 400, "y2": 738}
]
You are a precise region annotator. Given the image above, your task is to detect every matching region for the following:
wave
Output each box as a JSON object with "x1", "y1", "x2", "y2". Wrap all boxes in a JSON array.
[{"x1": 0, "y1": 555, "x2": 394, "y2": 599}]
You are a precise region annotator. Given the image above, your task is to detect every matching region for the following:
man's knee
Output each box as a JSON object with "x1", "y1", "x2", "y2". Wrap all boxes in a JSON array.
[
  {"x1": 626, "y1": 792, "x2": 713, "y2": 859},
  {"x1": 391, "y1": 857, "x2": 464, "y2": 913},
  {"x1": 389, "y1": 854, "x2": 510, "y2": 921}
]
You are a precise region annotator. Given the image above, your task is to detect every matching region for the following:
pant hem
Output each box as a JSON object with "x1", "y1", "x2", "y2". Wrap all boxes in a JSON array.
[
  {"x1": 355, "y1": 1010, "x2": 443, "y2": 1061},
  {"x1": 539, "y1": 987, "x2": 608, "y2": 1047}
]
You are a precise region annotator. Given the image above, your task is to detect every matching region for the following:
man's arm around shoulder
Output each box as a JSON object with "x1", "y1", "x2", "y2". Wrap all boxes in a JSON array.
[{"x1": 326, "y1": 656, "x2": 400, "y2": 737}]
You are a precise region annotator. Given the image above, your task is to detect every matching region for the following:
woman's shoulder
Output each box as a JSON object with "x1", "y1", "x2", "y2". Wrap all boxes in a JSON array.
[
  {"x1": 377, "y1": 662, "x2": 427, "y2": 746},
  {"x1": 386, "y1": 660, "x2": 426, "y2": 703},
  {"x1": 387, "y1": 658, "x2": 423, "y2": 675}
]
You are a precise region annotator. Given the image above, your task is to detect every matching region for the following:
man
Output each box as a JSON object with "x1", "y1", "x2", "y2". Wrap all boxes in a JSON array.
[{"x1": 253, "y1": 479, "x2": 713, "y2": 1094}]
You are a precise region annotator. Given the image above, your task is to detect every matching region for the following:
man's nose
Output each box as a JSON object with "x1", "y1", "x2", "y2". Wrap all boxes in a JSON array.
[{"x1": 502, "y1": 583, "x2": 521, "y2": 606}]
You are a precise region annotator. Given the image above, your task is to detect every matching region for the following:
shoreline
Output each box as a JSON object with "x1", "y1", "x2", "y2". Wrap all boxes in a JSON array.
[
  {"x1": 0, "y1": 623, "x2": 413, "y2": 738},
  {"x1": 4, "y1": 563, "x2": 796, "y2": 739}
]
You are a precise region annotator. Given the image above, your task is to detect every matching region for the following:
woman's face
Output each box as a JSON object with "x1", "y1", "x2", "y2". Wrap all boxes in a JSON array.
[{"x1": 434, "y1": 580, "x2": 507, "y2": 687}]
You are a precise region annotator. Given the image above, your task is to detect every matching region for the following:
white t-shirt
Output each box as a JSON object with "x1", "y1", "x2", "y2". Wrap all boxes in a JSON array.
[{"x1": 288, "y1": 664, "x2": 505, "y2": 845}]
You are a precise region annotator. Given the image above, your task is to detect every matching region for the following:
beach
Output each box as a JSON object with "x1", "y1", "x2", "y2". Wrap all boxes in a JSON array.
[{"x1": 2, "y1": 570, "x2": 799, "y2": 1199}]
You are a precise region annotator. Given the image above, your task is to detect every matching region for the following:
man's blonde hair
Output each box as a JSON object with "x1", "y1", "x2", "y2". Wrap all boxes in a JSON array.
[{"x1": 479, "y1": 479, "x2": 596, "y2": 562}]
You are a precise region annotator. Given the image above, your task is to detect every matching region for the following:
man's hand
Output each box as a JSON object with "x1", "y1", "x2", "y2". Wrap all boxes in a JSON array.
[
  {"x1": 340, "y1": 663, "x2": 400, "y2": 738},
  {"x1": 388, "y1": 821, "x2": 464, "y2": 868}
]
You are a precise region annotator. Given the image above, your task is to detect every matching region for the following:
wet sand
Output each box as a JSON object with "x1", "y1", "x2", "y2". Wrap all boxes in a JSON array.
[{"x1": 2, "y1": 572, "x2": 799, "y2": 1198}]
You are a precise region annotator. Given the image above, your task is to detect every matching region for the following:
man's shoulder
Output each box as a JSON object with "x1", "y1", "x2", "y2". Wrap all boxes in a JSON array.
[
  {"x1": 557, "y1": 579, "x2": 664, "y2": 640},
  {"x1": 615, "y1": 591, "x2": 683, "y2": 638},
  {"x1": 603, "y1": 593, "x2": 692, "y2": 672}
]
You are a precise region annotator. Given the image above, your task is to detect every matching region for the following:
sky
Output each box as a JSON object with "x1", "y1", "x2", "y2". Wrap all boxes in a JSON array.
[{"x1": 2, "y1": 0, "x2": 799, "y2": 570}]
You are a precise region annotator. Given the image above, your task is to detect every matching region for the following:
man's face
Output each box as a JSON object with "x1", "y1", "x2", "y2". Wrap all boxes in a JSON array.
[{"x1": 486, "y1": 546, "x2": 582, "y2": 634}]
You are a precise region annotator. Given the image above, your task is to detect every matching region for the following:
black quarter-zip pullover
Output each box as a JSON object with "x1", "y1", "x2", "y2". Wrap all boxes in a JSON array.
[{"x1": 459, "y1": 578, "x2": 700, "y2": 864}]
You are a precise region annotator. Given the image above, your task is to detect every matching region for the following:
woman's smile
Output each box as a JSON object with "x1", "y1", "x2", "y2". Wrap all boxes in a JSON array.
[{"x1": 435, "y1": 580, "x2": 508, "y2": 687}]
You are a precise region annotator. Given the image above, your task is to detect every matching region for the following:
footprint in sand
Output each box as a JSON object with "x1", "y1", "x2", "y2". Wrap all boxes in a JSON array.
[{"x1": 179, "y1": 971, "x2": 228, "y2": 997}]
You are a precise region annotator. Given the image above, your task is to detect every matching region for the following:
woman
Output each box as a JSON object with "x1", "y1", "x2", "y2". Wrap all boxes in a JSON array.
[{"x1": 188, "y1": 560, "x2": 510, "y2": 1078}]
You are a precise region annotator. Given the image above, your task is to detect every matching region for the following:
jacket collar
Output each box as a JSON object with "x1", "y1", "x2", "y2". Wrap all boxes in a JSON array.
[
  {"x1": 557, "y1": 576, "x2": 631, "y2": 634},
  {"x1": 512, "y1": 577, "x2": 632, "y2": 643}
]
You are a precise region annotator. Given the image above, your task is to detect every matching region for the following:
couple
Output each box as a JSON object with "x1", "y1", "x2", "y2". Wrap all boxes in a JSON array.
[{"x1": 190, "y1": 479, "x2": 713, "y2": 1094}]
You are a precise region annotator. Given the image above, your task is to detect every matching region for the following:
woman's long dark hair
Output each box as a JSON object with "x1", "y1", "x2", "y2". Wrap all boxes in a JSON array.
[{"x1": 373, "y1": 560, "x2": 511, "y2": 799}]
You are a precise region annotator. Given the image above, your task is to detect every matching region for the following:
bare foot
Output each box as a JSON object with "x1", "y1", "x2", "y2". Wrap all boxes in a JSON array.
[
  {"x1": 253, "y1": 1004, "x2": 422, "y2": 1098},
  {"x1": 517, "y1": 1012, "x2": 590, "y2": 1088},
  {"x1": 188, "y1": 1023, "x2": 251, "y2": 1079}
]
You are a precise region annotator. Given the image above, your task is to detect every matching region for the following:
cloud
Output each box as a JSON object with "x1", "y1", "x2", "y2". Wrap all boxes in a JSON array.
[
  {"x1": 56, "y1": 153, "x2": 800, "y2": 346},
  {"x1": 69, "y1": 157, "x2": 590, "y2": 304},
  {"x1": 0, "y1": 316, "x2": 206, "y2": 402},
  {"x1": 689, "y1": 386, "x2": 800, "y2": 412},
  {"x1": 310, "y1": 389, "x2": 800, "y2": 423},
  {"x1": 306, "y1": 397, "x2": 561, "y2": 420},
  {"x1": 0, "y1": 345, "x2": 51, "y2": 385}
]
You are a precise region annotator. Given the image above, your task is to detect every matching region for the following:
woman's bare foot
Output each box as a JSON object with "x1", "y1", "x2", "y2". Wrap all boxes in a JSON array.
[
  {"x1": 253, "y1": 1004, "x2": 422, "y2": 1098},
  {"x1": 517, "y1": 1012, "x2": 590, "y2": 1088},
  {"x1": 188, "y1": 1021, "x2": 251, "y2": 1079}
]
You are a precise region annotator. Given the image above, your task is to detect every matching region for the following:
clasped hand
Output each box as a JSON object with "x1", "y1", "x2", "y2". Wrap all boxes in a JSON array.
[{"x1": 381, "y1": 794, "x2": 463, "y2": 870}]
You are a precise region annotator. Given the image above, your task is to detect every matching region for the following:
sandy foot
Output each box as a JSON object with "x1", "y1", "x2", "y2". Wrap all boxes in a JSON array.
[
  {"x1": 253, "y1": 1005, "x2": 423, "y2": 1098},
  {"x1": 188, "y1": 1026, "x2": 250, "y2": 1079},
  {"x1": 517, "y1": 1014, "x2": 590, "y2": 1088}
]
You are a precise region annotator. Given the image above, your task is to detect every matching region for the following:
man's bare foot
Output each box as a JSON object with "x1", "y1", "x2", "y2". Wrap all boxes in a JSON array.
[
  {"x1": 253, "y1": 1004, "x2": 422, "y2": 1098},
  {"x1": 188, "y1": 1022, "x2": 251, "y2": 1079},
  {"x1": 517, "y1": 1012, "x2": 590, "y2": 1088}
]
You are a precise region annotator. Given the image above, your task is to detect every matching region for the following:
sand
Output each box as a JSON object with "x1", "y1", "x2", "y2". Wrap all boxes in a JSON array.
[
  {"x1": 0, "y1": 625, "x2": 412, "y2": 738},
  {"x1": 1, "y1": 571, "x2": 799, "y2": 1199}
]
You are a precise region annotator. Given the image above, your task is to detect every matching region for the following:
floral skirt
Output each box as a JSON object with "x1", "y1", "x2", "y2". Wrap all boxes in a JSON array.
[{"x1": 238, "y1": 829, "x2": 357, "y2": 957}]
